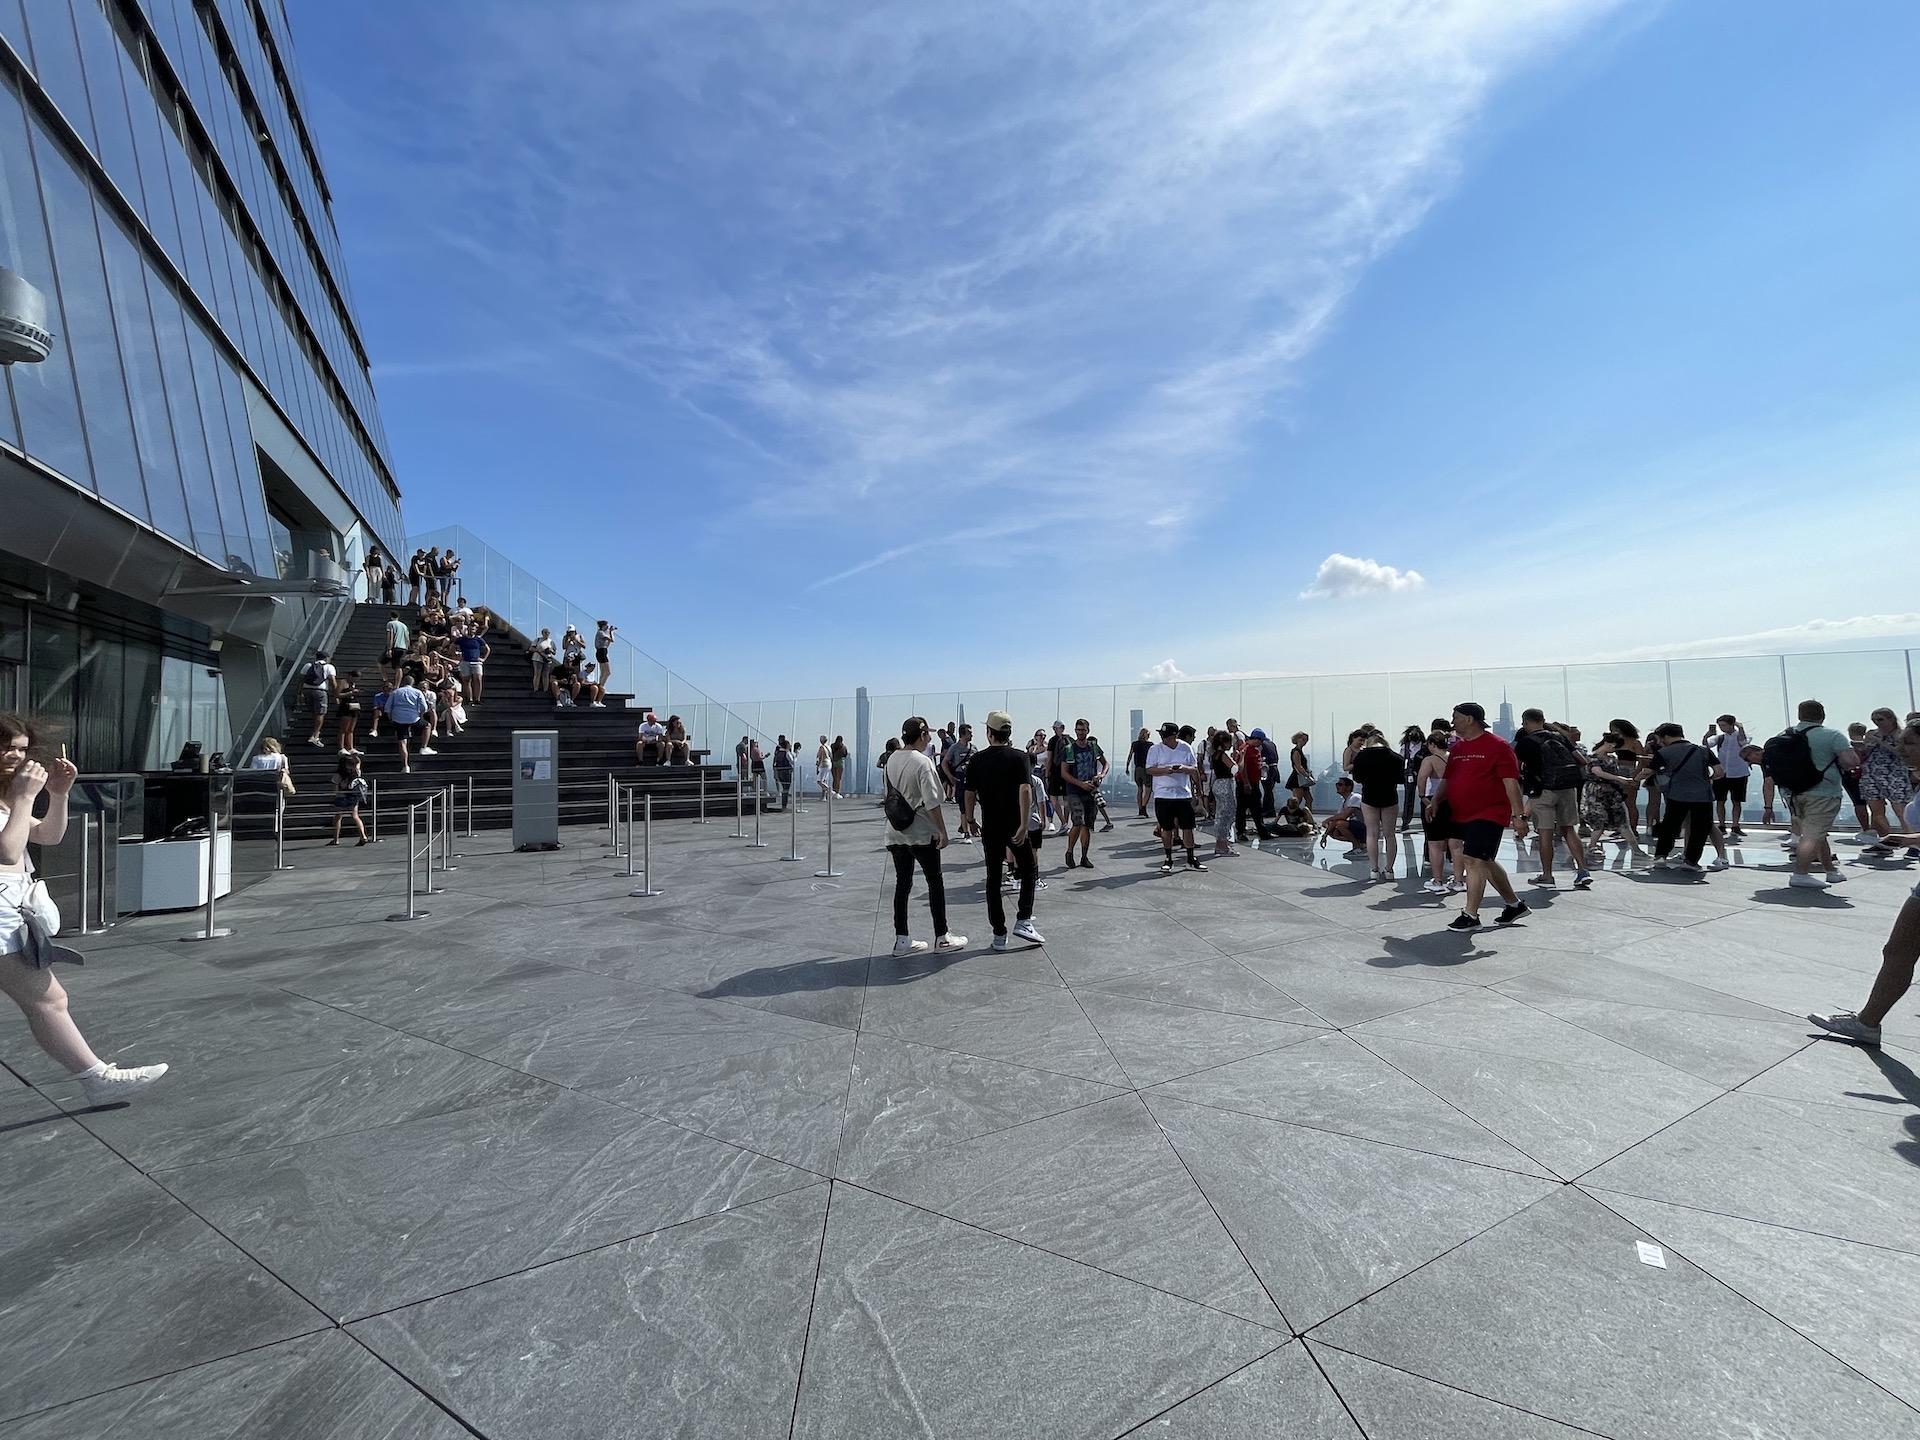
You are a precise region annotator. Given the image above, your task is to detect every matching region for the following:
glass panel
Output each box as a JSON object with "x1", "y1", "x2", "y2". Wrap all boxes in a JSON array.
[
  {"x1": 1562, "y1": 661, "x2": 1671, "y2": 746},
  {"x1": 69, "y1": 0, "x2": 143, "y2": 207},
  {"x1": 1667, "y1": 656, "x2": 1787, "y2": 745},
  {"x1": 147, "y1": 270, "x2": 225, "y2": 561},
  {"x1": 0, "y1": 75, "x2": 91, "y2": 480},
  {"x1": 0, "y1": 0, "x2": 29, "y2": 63},
  {"x1": 1783, "y1": 652, "x2": 1915, "y2": 734},
  {"x1": 211, "y1": 341, "x2": 273, "y2": 574},
  {"x1": 28, "y1": 606, "x2": 79, "y2": 756},
  {"x1": 21, "y1": 0, "x2": 95, "y2": 154},
  {"x1": 99, "y1": 215, "x2": 193, "y2": 546},
  {"x1": 34, "y1": 117, "x2": 148, "y2": 518}
]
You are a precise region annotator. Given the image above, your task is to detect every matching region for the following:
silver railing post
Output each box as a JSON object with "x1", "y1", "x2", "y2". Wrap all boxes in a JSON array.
[
  {"x1": 607, "y1": 771, "x2": 617, "y2": 836},
  {"x1": 387, "y1": 800, "x2": 430, "y2": 921},
  {"x1": 620, "y1": 786, "x2": 638, "y2": 879},
  {"x1": 272, "y1": 786, "x2": 295, "y2": 871},
  {"x1": 814, "y1": 784, "x2": 843, "y2": 878},
  {"x1": 180, "y1": 780, "x2": 232, "y2": 941},
  {"x1": 782, "y1": 773, "x2": 806, "y2": 862},
  {"x1": 695, "y1": 765, "x2": 710, "y2": 823},
  {"x1": 730, "y1": 765, "x2": 747, "y2": 838},
  {"x1": 747, "y1": 774, "x2": 767, "y2": 848},
  {"x1": 630, "y1": 790, "x2": 662, "y2": 897},
  {"x1": 370, "y1": 777, "x2": 380, "y2": 842},
  {"x1": 466, "y1": 775, "x2": 476, "y2": 838},
  {"x1": 74, "y1": 812, "x2": 106, "y2": 935},
  {"x1": 439, "y1": 786, "x2": 459, "y2": 870}
]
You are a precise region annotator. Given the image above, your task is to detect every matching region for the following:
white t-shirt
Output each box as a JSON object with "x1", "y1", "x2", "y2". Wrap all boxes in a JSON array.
[
  {"x1": 638, "y1": 720, "x2": 665, "y2": 742},
  {"x1": 248, "y1": 752, "x2": 286, "y2": 771},
  {"x1": 1711, "y1": 729, "x2": 1750, "y2": 777},
  {"x1": 1145, "y1": 741, "x2": 1196, "y2": 799}
]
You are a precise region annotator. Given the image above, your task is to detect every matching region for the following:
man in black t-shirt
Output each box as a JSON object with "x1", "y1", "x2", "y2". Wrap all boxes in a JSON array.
[{"x1": 964, "y1": 711, "x2": 1045, "y2": 951}]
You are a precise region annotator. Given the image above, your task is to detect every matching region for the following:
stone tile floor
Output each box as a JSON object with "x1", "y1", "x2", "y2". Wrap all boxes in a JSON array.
[{"x1": 3, "y1": 804, "x2": 1917, "y2": 1438}]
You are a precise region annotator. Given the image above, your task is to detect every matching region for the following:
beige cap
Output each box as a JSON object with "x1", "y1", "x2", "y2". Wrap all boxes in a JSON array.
[{"x1": 985, "y1": 710, "x2": 1013, "y2": 733}]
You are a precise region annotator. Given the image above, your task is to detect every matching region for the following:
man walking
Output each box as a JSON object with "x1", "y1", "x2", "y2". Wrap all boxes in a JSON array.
[
  {"x1": 1426, "y1": 702, "x2": 1529, "y2": 930},
  {"x1": 1513, "y1": 708, "x2": 1591, "y2": 890},
  {"x1": 965, "y1": 711, "x2": 1044, "y2": 950},
  {"x1": 942, "y1": 723, "x2": 977, "y2": 841},
  {"x1": 300, "y1": 650, "x2": 336, "y2": 747},
  {"x1": 1770, "y1": 699, "x2": 1858, "y2": 889},
  {"x1": 1146, "y1": 721, "x2": 1207, "y2": 873},
  {"x1": 383, "y1": 672, "x2": 431, "y2": 773},
  {"x1": 1058, "y1": 719, "x2": 1108, "y2": 868}
]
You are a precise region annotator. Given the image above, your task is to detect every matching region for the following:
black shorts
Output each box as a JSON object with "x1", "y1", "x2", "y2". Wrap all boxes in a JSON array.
[
  {"x1": 1459, "y1": 818, "x2": 1505, "y2": 862},
  {"x1": 596, "y1": 648, "x2": 610, "y2": 666},
  {"x1": 1424, "y1": 798, "x2": 1456, "y2": 841},
  {"x1": 1154, "y1": 797, "x2": 1197, "y2": 833},
  {"x1": 1841, "y1": 770, "x2": 1862, "y2": 803},
  {"x1": 1711, "y1": 775, "x2": 1749, "y2": 803}
]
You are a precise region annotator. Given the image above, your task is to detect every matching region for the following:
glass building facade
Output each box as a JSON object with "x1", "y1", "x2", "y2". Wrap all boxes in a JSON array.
[{"x1": 0, "y1": 0, "x2": 403, "y2": 770}]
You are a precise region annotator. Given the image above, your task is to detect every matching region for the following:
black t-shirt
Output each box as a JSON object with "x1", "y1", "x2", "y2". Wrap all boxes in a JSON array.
[
  {"x1": 967, "y1": 744, "x2": 1032, "y2": 836},
  {"x1": 1130, "y1": 738, "x2": 1152, "y2": 768},
  {"x1": 1348, "y1": 747, "x2": 1406, "y2": 809}
]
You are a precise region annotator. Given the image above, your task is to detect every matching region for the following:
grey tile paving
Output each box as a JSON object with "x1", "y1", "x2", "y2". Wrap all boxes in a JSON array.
[
  {"x1": 791, "y1": 1183, "x2": 1283, "y2": 1440},
  {"x1": 1312, "y1": 1188, "x2": 1919, "y2": 1439},
  {"x1": 1122, "y1": 1343, "x2": 1361, "y2": 1436},
  {"x1": 353, "y1": 1184, "x2": 830, "y2": 1440},
  {"x1": 855, "y1": 1094, "x2": 1283, "y2": 1325},
  {"x1": 1148, "y1": 1094, "x2": 1558, "y2": 1330},
  {"x1": 0, "y1": 1331, "x2": 468, "y2": 1439},
  {"x1": 163, "y1": 1087, "x2": 815, "y2": 1319},
  {"x1": 10, "y1": 813, "x2": 1920, "y2": 1435}
]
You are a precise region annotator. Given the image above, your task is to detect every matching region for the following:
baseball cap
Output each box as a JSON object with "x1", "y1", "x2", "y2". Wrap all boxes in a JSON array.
[
  {"x1": 1158, "y1": 721, "x2": 1179, "y2": 736},
  {"x1": 1453, "y1": 701, "x2": 1487, "y2": 724},
  {"x1": 1052, "y1": 720, "x2": 1066, "y2": 731},
  {"x1": 1249, "y1": 728, "x2": 1266, "y2": 739},
  {"x1": 985, "y1": 710, "x2": 1013, "y2": 733}
]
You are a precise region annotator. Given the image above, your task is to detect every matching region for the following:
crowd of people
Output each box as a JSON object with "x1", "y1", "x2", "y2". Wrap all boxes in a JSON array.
[
  {"x1": 860, "y1": 698, "x2": 1920, "y2": 1051},
  {"x1": 360, "y1": 545, "x2": 462, "y2": 608}
]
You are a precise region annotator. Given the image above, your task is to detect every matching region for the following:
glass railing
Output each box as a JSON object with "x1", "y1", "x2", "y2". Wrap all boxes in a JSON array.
[
  {"x1": 723, "y1": 649, "x2": 1920, "y2": 807},
  {"x1": 406, "y1": 525, "x2": 774, "y2": 767}
]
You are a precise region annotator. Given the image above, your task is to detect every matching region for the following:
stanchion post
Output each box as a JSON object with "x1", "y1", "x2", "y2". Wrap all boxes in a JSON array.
[
  {"x1": 695, "y1": 765, "x2": 710, "y2": 823},
  {"x1": 272, "y1": 787, "x2": 295, "y2": 871},
  {"x1": 466, "y1": 775, "x2": 476, "y2": 839},
  {"x1": 180, "y1": 780, "x2": 232, "y2": 941},
  {"x1": 747, "y1": 774, "x2": 768, "y2": 847},
  {"x1": 387, "y1": 801, "x2": 430, "y2": 921},
  {"x1": 620, "y1": 786, "x2": 638, "y2": 878},
  {"x1": 75, "y1": 812, "x2": 107, "y2": 934},
  {"x1": 630, "y1": 790, "x2": 662, "y2": 896},
  {"x1": 370, "y1": 777, "x2": 380, "y2": 842},
  {"x1": 439, "y1": 786, "x2": 459, "y2": 869},
  {"x1": 729, "y1": 766, "x2": 747, "y2": 838},
  {"x1": 814, "y1": 784, "x2": 843, "y2": 878},
  {"x1": 781, "y1": 774, "x2": 806, "y2": 861},
  {"x1": 607, "y1": 771, "x2": 616, "y2": 837}
]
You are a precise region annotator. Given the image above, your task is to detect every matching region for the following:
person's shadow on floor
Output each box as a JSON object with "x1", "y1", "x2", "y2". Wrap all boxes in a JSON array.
[{"x1": 1371, "y1": 932, "x2": 1497, "y2": 969}]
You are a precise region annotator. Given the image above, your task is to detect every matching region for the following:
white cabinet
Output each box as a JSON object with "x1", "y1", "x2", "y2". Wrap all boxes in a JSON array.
[{"x1": 117, "y1": 833, "x2": 232, "y2": 911}]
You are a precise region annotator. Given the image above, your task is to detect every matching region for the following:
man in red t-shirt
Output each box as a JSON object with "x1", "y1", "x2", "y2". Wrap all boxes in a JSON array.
[{"x1": 1425, "y1": 702, "x2": 1529, "y2": 931}]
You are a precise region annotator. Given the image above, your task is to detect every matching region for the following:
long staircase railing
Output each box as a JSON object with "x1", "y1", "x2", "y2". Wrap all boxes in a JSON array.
[{"x1": 225, "y1": 591, "x2": 355, "y2": 769}]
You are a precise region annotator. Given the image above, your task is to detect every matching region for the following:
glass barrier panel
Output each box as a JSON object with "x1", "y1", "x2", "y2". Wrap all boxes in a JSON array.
[
  {"x1": 1562, "y1": 661, "x2": 1671, "y2": 742},
  {"x1": 1783, "y1": 651, "x2": 1916, "y2": 731}
]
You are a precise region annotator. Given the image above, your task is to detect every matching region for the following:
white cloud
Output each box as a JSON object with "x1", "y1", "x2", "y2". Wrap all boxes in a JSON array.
[
  {"x1": 337, "y1": 0, "x2": 1623, "y2": 570},
  {"x1": 1142, "y1": 658, "x2": 1186, "y2": 683},
  {"x1": 1300, "y1": 553, "x2": 1426, "y2": 599}
]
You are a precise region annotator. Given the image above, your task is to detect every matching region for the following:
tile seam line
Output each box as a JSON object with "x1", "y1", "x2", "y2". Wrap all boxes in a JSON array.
[
  {"x1": 335, "y1": 1329, "x2": 494, "y2": 1439},
  {"x1": 824, "y1": 1177, "x2": 1290, "y2": 1334},
  {"x1": 1573, "y1": 1181, "x2": 1920, "y2": 1260},
  {"x1": 339, "y1": 1179, "x2": 834, "y2": 1328},
  {"x1": 1102, "y1": 1339, "x2": 1296, "y2": 1438},
  {"x1": 1576, "y1": 1189, "x2": 1920, "y2": 1419},
  {"x1": 1135, "y1": 1087, "x2": 1557, "y2": 1184},
  {"x1": 784, "y1": 1179, "x2": 838, "y2": 1440},
  {"x1": 1300, "y1": 1337, "x2": 1621, "y2": 1439},
  {"x1": 247, "y1": 986, "x2": 837, "y2": 1180},
  {"x1": 0, "y1": 1325, "x2": 340, "y2": 1432},
  {"x1": 1562, "y1": 1041, "x2": 1856, "y2": 1187}
]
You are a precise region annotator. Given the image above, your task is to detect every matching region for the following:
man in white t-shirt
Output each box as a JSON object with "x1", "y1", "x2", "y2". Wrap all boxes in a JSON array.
[
  {"x1": 637, "y1": 712, "x2": 667, "y2": 765},
  {"x1": 1704, "y1": 714, "x2": 1752, "y2": 837},
  {"x1": 1145, "y1": 720, "x2": 1207, "y2": 873}
]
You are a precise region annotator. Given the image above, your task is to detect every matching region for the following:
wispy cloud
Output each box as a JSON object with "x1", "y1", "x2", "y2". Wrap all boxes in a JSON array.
[
  {"x1": 1582, "y1": 614, "x2": 1920, "y2": 662},
  {"x1": 329, "y1": 0, "x2": 1621, "y2": 573},
  {"x1": 1301, "y1": 553, "x2": 1426, "y2": 599},
  {"x1": 1142, "y1": 659, "x2": 1187, "y2": 684}
]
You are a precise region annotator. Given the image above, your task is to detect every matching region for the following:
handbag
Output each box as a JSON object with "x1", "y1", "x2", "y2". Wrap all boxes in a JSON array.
[
  {"x1": 882, "y1": 769, "x2": 918, "y2": 831},
  {"x1": 279, "y1": 767, "x2": 296, "y2": 796}
]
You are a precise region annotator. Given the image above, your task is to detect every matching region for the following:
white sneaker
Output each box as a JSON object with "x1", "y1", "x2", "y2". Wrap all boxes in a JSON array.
[
  {"x1": 1651, "y1": 857, "x2": 1674, "y2": 870},
  {"x1": 1807, "y1": 1010, "x2": 1881, "y2": 1046},
  {"x1": 1853, "y1": 831, "x2": 1878, "y2": 844},
  {"x1": 1674, "y1": 861, "x2": 1706, "y2": 874},
  {"x1": 990, "y1": 934, "x2": 1010, "y2": 952},
  {"x1": 1707, "y1": 858, "x2": 1730, "y2": 871},
  {"x1": 1422, "y1": 879, "x2": 1447, "y2": 894},
  {"x1": 1825, "y1": 870, "x2": 1847, "y2": 884},
  {"x1": 935, "y1": 933, "x2": 968, "y2": 952},
  {"x1": 892, "y1": 936, "x2": 928, "y2": 955},
  {"x1": 1011, "y1": 919, "x2": 1045, "y2": 945},
  {"x1": 1787, "y1": 873, "x2": 1828, "y2": 889},
  {"x1": 78, "y1": 1062, "x2": 169, "y2": 1106},
  {"x1": 419, "y1": 747, "x2": 438, "y2": 756}
]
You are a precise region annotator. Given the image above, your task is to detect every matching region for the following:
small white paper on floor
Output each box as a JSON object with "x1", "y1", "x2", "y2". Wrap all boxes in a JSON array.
[{"x1": 1636, "y1": 1241, "x2": 1668, "y2": 1269}]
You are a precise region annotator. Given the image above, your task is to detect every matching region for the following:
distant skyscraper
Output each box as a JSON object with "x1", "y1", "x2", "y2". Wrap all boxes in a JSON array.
[{"x1": 1493, "y1": 692, "x2": 1516, "y2": 741}]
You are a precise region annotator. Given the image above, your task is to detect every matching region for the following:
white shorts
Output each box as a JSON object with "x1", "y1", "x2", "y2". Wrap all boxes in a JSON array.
[{"x1": 458, "y1": 661, "x2": 483, "y2": 677}]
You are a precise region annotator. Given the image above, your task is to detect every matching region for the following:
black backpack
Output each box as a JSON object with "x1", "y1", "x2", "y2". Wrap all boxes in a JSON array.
[
  {"x1": 1532, "y1": 730, "x2": 1583, "y2": 791},
  {"x1": 1762, "y1": 726, "x2": 1830, "y2": 796},
  {"x1": 302, "y1": 660, "x2": 327, "y2": 687}
]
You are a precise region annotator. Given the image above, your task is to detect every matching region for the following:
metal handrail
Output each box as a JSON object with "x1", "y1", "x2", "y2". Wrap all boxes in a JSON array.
[
  {"x1": 618, "y1": 785, "x2": 662, "y2": 897},
  {"x1": 385, "y1": 793, "x2": 441, "y2": 922},
  {"x1": 225, "y1": 589, "x2": 354, "y2": 769}
]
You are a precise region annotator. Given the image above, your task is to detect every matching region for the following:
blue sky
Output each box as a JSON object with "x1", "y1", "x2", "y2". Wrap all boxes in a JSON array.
[{"x1": 292, "y1": 0, "x2": 1919, "y2": 700}]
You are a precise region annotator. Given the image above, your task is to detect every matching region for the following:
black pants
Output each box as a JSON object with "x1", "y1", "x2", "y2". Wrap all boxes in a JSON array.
[
  {"x1": 1654, "y1": 800, "x2": 1712, "y2": 864},
  {"x1": 1261, "y1": 773, "x2": 1278, "y2": 817},
  {"x1": 983, "y1": 831, "x2": 1037, "y2": 934},
  {"x1": 1236, "y1": 785, "x2": 1271, "y2": 839},
  {"x1": 890, "y1": 843, "x2": 947, "y2": 936}
]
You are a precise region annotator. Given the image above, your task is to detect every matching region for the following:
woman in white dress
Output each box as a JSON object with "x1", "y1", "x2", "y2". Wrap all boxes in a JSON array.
[
  {"x1": 815, "y1": 735, "x2": 833, "y2": 799},
  {"x1": 0, "y1": 714, "x2": 169, "y2": 1105}
]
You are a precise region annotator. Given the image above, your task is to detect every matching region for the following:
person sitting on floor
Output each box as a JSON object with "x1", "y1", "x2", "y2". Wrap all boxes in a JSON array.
[{"x1": 1319, "y1": 777, "x2": 1366, "y2": 853}]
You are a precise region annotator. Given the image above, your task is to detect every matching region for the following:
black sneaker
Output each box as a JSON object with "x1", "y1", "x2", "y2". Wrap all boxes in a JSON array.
[
  {"x1": 1496, "y1": 901, "x2": 1531, "y2": 925},
  {"x1": 1186, "y1": 856, "x2": 1208, "y2": 872},
  {"x1": 1160, "y1": 858, "x2": 1175, "y2": 874},
  {"x1": 1447, "y1": 913, "x2": 1482, "y2": 931}
]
